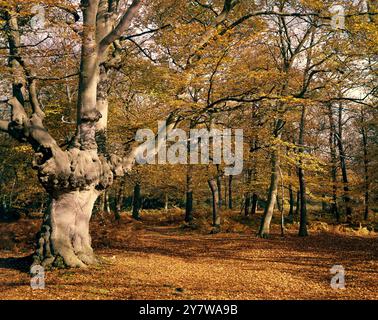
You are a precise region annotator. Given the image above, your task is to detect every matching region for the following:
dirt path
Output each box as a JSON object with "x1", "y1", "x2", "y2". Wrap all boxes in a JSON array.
[{"x1": 0, "y1": 216, "x2": 377, "y2": 300}]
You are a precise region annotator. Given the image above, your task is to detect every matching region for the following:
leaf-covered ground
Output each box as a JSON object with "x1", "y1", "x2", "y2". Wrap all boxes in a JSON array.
[{"x1": 0, "y1": 211, "x2": 377, "y2": 300}]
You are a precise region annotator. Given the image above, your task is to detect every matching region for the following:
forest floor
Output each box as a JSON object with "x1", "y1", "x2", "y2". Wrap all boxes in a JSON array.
[{"x1": 0, "y1": 209, "x2": 377, "y2": 300}]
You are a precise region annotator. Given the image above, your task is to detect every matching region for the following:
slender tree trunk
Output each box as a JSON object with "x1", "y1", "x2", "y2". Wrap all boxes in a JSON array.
[
  {"x1": 295, "y1": 190, "x2": 300, "y2": 221},
  {"x1": 337, "y1": 104, "x2": 352, "y2": 222},
  {"x1": 105, "y1": 190, "x2": 111, "y2": 214},
  {"x1": 216, "y1": 165, "x2": 222, "y2": 209},
  {"x1": 258, "y1": 117, "x2": 284, "y2": 237},
  {"x1": 251, "y1": 193, "x2": 258, "y2": 215},
  {"x1": 115, "y1": 178, "x2": 126, "y2": 220},
  {"x1": 185, "y1": 164, "x2": 194, "y2": 223},
  {"x1": 132, "y1": 182, "x2": 142, "y2": 220},
  {"x1": 164, "y1": 193, "x2": 169, "y2": 213},
  {"x1": 328, "y1": 104, "x2": 339, "y2": 222},
  {"x1": 208, "y1": 178, "x2": 220, "y2": 229},
  {"x1": 228, "y1": 175, "x2": 233, "y2": 209},
  {"x1": 360, "y1": 111, "x2": 370, "y2": 220},
  {"x1": 288, "y1": 184, "x2": 294, "y2": 223},
  {"x1": 298, "y1": 106, "x2": 308, "y2": 237},
  {"x1": 276, "y1": 194, "x2": 282, "y2": 213},
  {"x1": 258, "y1": 148, "x2": 280, "y2": 238},
  {"x1": 244, "y1": 169, "x2": 252, "y2": 216}
]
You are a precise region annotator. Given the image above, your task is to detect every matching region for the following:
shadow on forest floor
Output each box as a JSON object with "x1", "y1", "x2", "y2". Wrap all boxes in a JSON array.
[{"x1": 0, "y1": 254, "x2": 32, "y2": 273}]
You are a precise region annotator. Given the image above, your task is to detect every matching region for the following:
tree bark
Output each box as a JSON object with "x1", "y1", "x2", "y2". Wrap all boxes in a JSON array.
[
  {"x1": 258, "y1": 147, "x2": 279, "y2": 238},
  {"x1": 360, "y1": 110, "x2": 370, "y2": 220},
  {"x1": 208, "y1": 178, "x2": 221, "y2": 229},
  {"x1": 288, "y1": 184, "x2": 294, "y2": 223},
  {"x1": 115, "y1": 178, "x2": 126, "y2": 220},
  {"x1": 298, "y1": 106, "x2": 308, "y2": 237},
  {"x1": 228, "y1": 175, "x2": 233, "y2": 209},
  {"x1": 327, "y1": 104, "x2": 340, "y2": 222},
  {"x1": 132, "y1": 182, "x2": 142, "y2": 220},
  {"x1": 251, "y1": 193, "x2": 258, "y2": 215},
  {"x1": 185, "y1": 164, "x2": 194, "y2": 222},
  {"x1": 258, "y1": 116, "x2": 284, "y2": 237},
  {"x1": 337, "y1": 104, "x2": 352, "y2": 222},
  {"x1": 244, "y1": 169, "x2": 252, "y2": 216},
  {"x1": 33, "y1": 188, "x2": 99, "y2": 268}
]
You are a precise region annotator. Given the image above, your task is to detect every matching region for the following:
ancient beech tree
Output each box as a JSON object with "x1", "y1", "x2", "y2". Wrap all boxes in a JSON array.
[
  {"x1": 0, "y1": 0, "x2": 151, "y2": 268},
  {"x1": 0, "y1": 0, "x2": 240, "y2": 268}
]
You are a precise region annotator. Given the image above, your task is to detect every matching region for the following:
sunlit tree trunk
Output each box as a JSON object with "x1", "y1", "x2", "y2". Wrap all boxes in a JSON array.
[
  {"x1": 258, "y1": 147, "x2": 280, "y2": 238},
  {"x1": 258, "y1": 118, "x2": 284, "y2": 238}
]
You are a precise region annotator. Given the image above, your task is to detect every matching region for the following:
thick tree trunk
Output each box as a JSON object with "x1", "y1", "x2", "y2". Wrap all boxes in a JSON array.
[
  {"x1": 2, "y1": 0, "x2": 144, "y2": 271},
  {"x1": 33, "y1": 187, "x2": 99, "y2": 268}
]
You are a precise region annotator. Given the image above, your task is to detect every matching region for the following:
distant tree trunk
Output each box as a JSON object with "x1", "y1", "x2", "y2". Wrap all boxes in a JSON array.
[
  {"x1": 132, "y1": 182, "x2": 142, "y2": 220},
  {"x1": 298, "y1": 106, "x2": 308, "y2": 237},
  {"x1": 115, "y1": 178, "x2": 126, "y2": 220},
  {"x1": 327, "y1": 104, "x2": 339, "y2": 222},
  {"x1": 276, "y1": 194, "x2": 282, "y2": 213},
  {"x1": 244, "y1": 169, "x2": 252, "y2": 216},
  {"x1": 164, "y1": 193, "x2": 169, "y2": 213},
  {"x1": 295, "y1": 190, "x2": 300, "y2": 220},
  {"x1": 216, "y1": 165, "x2": 222, "y2": 209},
  {"x1": 360, "y1": 110, "x2": 370, "y2": 220},
  {"x1": 208, "y1": 178, "x2": 220, "y2": 228},
  {"x1": 99, "y1": 193, "x2": 105, "y2": 212},
  {"x1": 251, "y1": 193, "x2": 258, "y2": 215},
  {"x1": 105, "y1": 190, "x2": 111, "y2": 214},
  {"x1": 185, "y1": 164, "x2": 193, "y2": 223},
  {"x1": 228, "y1": 175, "x2": 233, "y2": 209},
  {"x1": 288, "y1": 184, "x2": 294, "y2": 223},
  {"x1": 337, "y1": 104, "x2": 352, "y2": 222}
]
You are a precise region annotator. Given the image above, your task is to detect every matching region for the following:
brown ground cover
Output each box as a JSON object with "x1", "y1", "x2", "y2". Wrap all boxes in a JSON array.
[{"x1": 0, "y1": 210, "x2": 377, "y2": 300}]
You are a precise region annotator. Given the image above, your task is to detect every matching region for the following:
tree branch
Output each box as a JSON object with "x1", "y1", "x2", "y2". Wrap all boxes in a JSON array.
[{"x1": 99, "y1": 0, "x2": 143, "y2": 53}]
